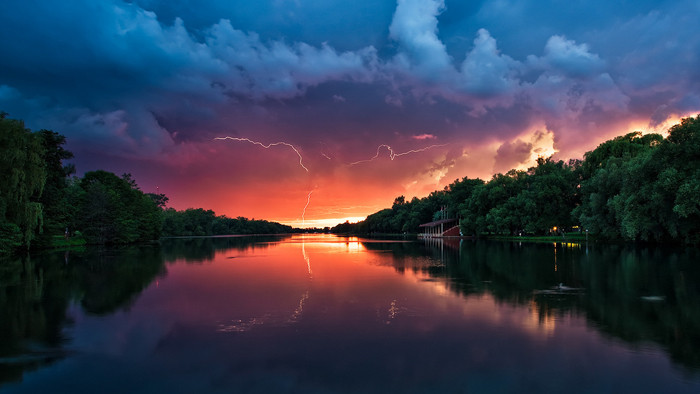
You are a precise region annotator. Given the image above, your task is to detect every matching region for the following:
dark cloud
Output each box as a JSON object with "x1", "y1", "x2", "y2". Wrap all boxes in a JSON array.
[
  {"x1": 494, "y1": 139, "x2": 533, "y2": 174},
  {"x1": 1, "y1": 0, "x2": 698, "y2": 223},
  {"x1": 530, "y1": 36, "x2": 605, "y2": 78}
]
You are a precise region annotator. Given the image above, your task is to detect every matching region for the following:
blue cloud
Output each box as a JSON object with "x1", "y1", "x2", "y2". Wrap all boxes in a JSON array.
[{"x1": 0, "y1": 0, "x2": 698, "y2": 167}]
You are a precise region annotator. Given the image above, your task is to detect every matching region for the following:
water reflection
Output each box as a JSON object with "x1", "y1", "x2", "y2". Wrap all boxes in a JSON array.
[
  {"x1": 1, "y1": 235, "x2": 699, "y2": 392},
  {"x1": 160, "y1": 235, "x2": 290, "y2": 264},
  {"x1": 0, "y1": 245, "x2": 167, "y2": 384},
  {"x1": 406, "y1": 239, "x2": 700, "y2": 373}
]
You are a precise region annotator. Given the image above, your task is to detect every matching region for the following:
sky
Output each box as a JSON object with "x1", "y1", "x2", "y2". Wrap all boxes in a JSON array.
[{"x1": 1, "y1": 0, "x2": 699, "y2": 228}]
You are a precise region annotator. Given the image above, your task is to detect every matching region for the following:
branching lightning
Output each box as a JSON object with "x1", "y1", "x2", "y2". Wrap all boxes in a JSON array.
[
  {"x1": 349, "y1": 143, "x2": 447, "y2": 166},
  {"x1": 214, "y1": 136, "x2": 309, "y2": 172},
  {"x1": 302, "y1": 190, "x2": 313, "y2": 226},
  {"x1": 214, "y1": 136, "x2": 447, "y2": 228}
]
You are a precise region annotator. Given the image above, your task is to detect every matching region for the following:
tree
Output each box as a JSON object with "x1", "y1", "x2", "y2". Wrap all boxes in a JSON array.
[
  {"x1": 522, "y1": 157, "x2": 580, "y2": 234},
  {"x1": 576, "y1": 131, "x2": 663, "y2": 240},
  {"x1": 0, "y1": 113, "x2": 46, "y2": 252},
  {"x1": 34, "y1": 130, "x2": 75, "y2": 248},
  {"x1": 446, "y1": 177, "x2": 484, "y2": 219},
  {"x1": 580, "y1": 131, "x2": 662, "y2": 179},
  {"x1": 614, "y1": 115, "x2": 700, "y2": 242},
  {"x1": 577, "y1": 115, "x2": 700, "y2": 243},
  {"x1": 74, "y1": 171, "x2": 162, "y2": 244}
]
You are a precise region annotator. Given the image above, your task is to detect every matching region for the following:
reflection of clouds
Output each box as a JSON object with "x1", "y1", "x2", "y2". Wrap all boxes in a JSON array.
[
  {"x1": 289, "y1": 291, "x2": 310, "y2": 324},
  {"x1": 525, "y1": 300, "x2": 557, "y2": 338},
  {"x1": 216, "y1": 317, "x2": 268, "y2": 333},
  {"x1": 408, "y1": 265, "x2": 564, "y2": 339},
  {"x1": 215, "y1": 240, "x2": 315, "y2": 334},
  {"x1": 389, "y1": 300, "x2": 398, "y2": 319},
  {"x1": 385, "y1": 299, "x2": 404, "y2": 325},
  {"x1": 404, "y1": 256, "x2": 562, "y2": 339},
  {"x1": 215, "y1": 289, "x2": 311, "y2": 333},
  {"x1": 378, "y1": 299, "x2": 424, "y2": 325}
]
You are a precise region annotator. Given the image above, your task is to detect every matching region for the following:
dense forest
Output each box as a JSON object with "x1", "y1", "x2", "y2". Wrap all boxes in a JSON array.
[
  {"x1": 332, "y1": 115, "x2": 700, "y2": 244},
  {"x1": 161, "y1": 208, "x2": 292, "y2": 236},
  {"x1": 0, "y1": 113, "x2": 292, "y2": 254}
]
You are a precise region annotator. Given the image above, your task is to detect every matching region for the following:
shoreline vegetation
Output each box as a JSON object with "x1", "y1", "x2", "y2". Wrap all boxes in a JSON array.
[
  {"x1": 0, "y1": 112, "x2": 300, "y2": 256},
  {"x1": 331, "y1": 114, "x2": 700, "y2": 245},
  {"x1": 2, "y1": 112, "x2": 699, "y2": 256}
]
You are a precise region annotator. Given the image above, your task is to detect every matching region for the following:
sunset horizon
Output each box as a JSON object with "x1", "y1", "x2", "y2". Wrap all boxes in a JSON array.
[{"x1": 2, "y1": 0, "x2": 699, "y2": 228}]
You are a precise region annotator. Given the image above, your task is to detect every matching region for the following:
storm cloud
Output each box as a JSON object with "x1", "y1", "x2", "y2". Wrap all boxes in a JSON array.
[{"x1": 1, "y1": 0, "x2": 698, "y2": 225}]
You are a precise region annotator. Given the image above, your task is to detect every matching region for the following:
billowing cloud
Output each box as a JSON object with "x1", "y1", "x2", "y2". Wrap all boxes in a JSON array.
[
  {"x1": 204, "y1": 19, "x2": 377, "y2": 100},
  {"x1": 389, "y1": 0, "x2": 453, "y2": 81},
  {"x1": 459, "y1": 29, "x2": 520, "y2": 98},
  {"x1": 1, "y1": 0, "x2": 698, "y2": 226},
  {"x1": 494, "y1": 139, "x2": 533, "y2": 174},
  {"x1": 532, "y1": 35, "x2": 605, "y2": 78}
]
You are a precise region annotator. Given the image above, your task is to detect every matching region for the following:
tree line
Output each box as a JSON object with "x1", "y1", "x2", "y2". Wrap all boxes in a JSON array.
[
  {"x1": 161, "y1": 208, "x2": 292, "y2": 236},
  {"x1": 0, "y1": 113, "x2": 293, "y2": 255},
  {"x1": 332, "y1": 115, "x2": 700, "y2": 244}
]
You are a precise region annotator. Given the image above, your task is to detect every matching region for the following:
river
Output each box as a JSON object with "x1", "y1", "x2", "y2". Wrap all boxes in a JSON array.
[{"x1": 1, "y1": 234, "x2": 699, "y2": 393}]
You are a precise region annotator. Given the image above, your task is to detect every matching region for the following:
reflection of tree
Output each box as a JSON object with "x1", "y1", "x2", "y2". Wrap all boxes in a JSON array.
[
  {"x1": 1, "y1": 255, "x2": 74, "y2": 384},
  {"x1": 377, "y1": 240, "x2": 700, "y2": 373},
  {"x1": 160, "y1": 235, "x2": 291, "y2": 264},
  {"x1": 0, "y1": 235, "x2": 295, "y2": 386},
  {"x1": 74, "y1": 247, "x2": 168, "y2": 315},
  {"x1": 576, "y1": 246, "x2": 700, "y2": 371},
  {"x1": 0, "y1": 246, "x2": 167, "y2": 385}
]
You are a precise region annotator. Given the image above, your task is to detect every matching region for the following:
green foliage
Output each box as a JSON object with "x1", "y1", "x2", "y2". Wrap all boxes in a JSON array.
[
  {"x1": 332, "y1": 178, "x2": 478, "y2": 234},
  {"x1": 580, "y1": 131, "x2": 662, "y2": 178},
  {"x1": 578, "y1": 115, "x2": 700, "y2": 243},
  {"x1": 73, "y1": 171, "x2": 163, "y2": 244},
  {"x1": 0, "y1": 223, "x2": 22, "y2": 254},
  {"x1": 0, "y1": 114, "x2": 46, "y2": 252},
  {"x1": 161, "y1": 208, "x2": 293, "y2": 236},
  {"x1": 335, "y1": 115, "x2": 700, "y2": 244},
  {"x1": 33, "y1": 130, "x2": 75, "y2": 248},
  {"x1": 576, "y1": 132, "x2": 662, "y2": 239},
  {"x1": 4, "y1": 112, "x2": 700, "y2": 248},
  {"x1": 458, "y1": 160, "x2": 580, "y2": 236},
  {"x1": 0, "y1": 113, "x2": 298, "y2": 253}
]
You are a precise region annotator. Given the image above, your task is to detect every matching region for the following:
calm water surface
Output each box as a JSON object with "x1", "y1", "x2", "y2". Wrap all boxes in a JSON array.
[{"x1": 1, "y1": 234, "x2": 700, "y2": 393}]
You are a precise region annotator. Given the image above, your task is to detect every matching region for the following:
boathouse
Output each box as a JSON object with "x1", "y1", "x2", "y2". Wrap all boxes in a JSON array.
[{"x1": 418, "y1": 218, "x2": 459, "y2": 237}]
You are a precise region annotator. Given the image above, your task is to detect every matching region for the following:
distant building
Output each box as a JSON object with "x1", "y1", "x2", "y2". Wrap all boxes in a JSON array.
[{"x1": 418, "y1": 218, "x2": 459, "y2": 237}]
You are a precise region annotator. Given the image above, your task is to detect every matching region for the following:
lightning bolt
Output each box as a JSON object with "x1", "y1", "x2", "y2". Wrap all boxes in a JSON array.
[
  {"x1": 302, "y1": 190, "x2": 313, "y2": 226},
  {"x1": 214, "y1": 137, "x2": 446, "y2": 228},
  {"x1": 349, "y1": 144, "x2": 447, "y2": 166},
  {"x1": 214, "y1": 136, "x2": 309, "y2": 172}
]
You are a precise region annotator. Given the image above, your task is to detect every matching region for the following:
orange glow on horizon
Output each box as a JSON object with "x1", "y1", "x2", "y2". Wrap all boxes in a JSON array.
[
  {"x1": 282, "y1": 216, "x2": 368, "y2": 229},
  {"x1": 624, "y1": 112, "x2": 699, "y2": 138},
  {"x1": 162, "y1": 112, "x2": 700, "y2": 230}
]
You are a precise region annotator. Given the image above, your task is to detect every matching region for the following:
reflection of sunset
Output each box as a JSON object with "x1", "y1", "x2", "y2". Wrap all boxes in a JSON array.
[
  {"x1": 288, "y1": 216, "x2": 368, "y2": 229},
  {"x1": 14, "y1": 235, "x2": 699, "y2": 391},
  {"x1": 527, "y1": 299, "x2": 557, "y2": 337}
]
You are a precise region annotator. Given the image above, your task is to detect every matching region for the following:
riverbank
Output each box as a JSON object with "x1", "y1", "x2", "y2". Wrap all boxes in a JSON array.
[{"x1": 487, "y1": 232, "x2": 592, "y2": 243}]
